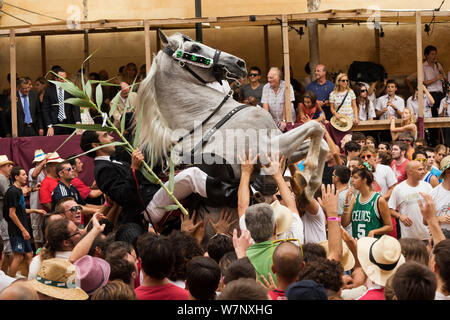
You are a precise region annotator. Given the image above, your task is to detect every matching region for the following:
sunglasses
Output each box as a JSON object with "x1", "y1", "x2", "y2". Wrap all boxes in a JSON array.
[
  {"x1": 62, "y1": 167, "x2": 73, "y2": 172},
  {"x1": 360, "y1": 154, "x2": 373, "y2": 160},
  {"x1": 68, "y1": 230, "x2": 81, "y2": 238},
  {"x1": 67, "y1": 205, "x2": 82, "y2": 213},
  {"x1": 414, "y1": 158, "x2": 427, "y2": 164},
  {"x1": 249, "y1": 73, "x2": 260, "y2": 77},
  {"x1": 360, "y1": 89, "x2": 367, "y2": 92},
  {"x1": 271, "y1": 239, "x2": 303, "y2": 263},
  {"x1": 340, "y1": 79, "x2": 349, "y2": 82}
]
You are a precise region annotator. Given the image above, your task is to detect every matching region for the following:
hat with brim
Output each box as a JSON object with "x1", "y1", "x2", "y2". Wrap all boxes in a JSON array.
[
  {"x1": 319, "y1": 239, "x2": 355, "y2": 272},
  {"x1": 357, "y1": 235, "x2": 405, "y2": 287},
  {"x1": 46, "y1": 152, "x2": 64, "y2": 164},
  {"x1": 330, "y1": 115, "x2": 353, "y2": 132},
  {"x1": 32, "y1": 149, "x2": 47, "y2": 163},
  {"x1": 270, "y1": 200, "x2": 294, "y2": 235},
  {"x1": 29, "y1": 258, "x2": 88, "y2": 300},
  {"x1": 0, "y1": 155, "x2": 14, "y2": 167},
  {"x1": 439, "y1": 155, "x2": 450, "y2": 180},
  {"x1": 74, "y1": 255, "x2": 110, "y2": 295}
]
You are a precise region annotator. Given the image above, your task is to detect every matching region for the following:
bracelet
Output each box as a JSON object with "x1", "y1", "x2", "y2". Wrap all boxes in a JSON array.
[{"x1": 327, "y1": 216, "x2": 341, "y2": 222}]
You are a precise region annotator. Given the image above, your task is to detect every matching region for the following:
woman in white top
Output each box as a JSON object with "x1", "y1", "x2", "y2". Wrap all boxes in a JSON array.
[
  {"x1": 438, "y1": 88, "x2": 450, "y2": 117},
  {"x1": 354, "y1": 83, "x2": 376, "y2": 121},
  {"x1": 329, "y1": 73, "x2": 359, "y2": 125},
  {"x1": 406, "y1": 82, "x2": 435, "y2": 119},
  {"x1": 390, "y1": 107, "x2": 417, "y2": 142}
]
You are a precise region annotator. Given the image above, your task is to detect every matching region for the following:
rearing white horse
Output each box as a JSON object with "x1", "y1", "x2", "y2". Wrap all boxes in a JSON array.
[{"x1": 135, "y1": 30, "x2": 329, "y2": 206}]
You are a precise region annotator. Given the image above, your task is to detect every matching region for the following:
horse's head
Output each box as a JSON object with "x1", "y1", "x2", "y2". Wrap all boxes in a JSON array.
[{"x1": 159, "y1": 30, "x2": 247, "y2": 84}]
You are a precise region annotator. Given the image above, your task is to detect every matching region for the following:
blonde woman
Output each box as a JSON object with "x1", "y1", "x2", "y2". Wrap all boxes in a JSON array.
[
  {"x1": 390, "y1": 107, "x2": 417, "y2": 142},
  {"x1": 329, "y1": 73, "x2": 359, "y2": 125}
]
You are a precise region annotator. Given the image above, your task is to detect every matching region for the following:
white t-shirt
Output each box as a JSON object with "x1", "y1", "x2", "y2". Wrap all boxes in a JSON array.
[
  {"x1": 358, "y1": 100, "x2": 376, "y2": 121},
  {"x1": 375, "y1": 94, "x2": 405, "y2": 120},
  {"x1": 28, "y1": 167, "x2": 46, "y2": 210},
  {"x1": 388, "y1": 180, "x2": 433, "y2": 240},
  {"x1": 329, "y1": 90, "x2": 357, "y2": 121},
  {"x1": 0, "y1": 271, "x2": 15, "y2": 292},
  {"x1": 407, "y1": 94, "x2": 432, "y2": 118},
  {"x1": 373, "y1": 164, "x2": 398, "y2": 196},
  {"x1": 431, "y1": 183, "x2": 450, "y2": 231},
  {"x1": 301, "y1": 204, "x2": 327, "y2": 244},
  {"x1": 239, "y1": 210, "x2": 305, "y2": 245},
  {"x1": 438, "y1": 97, "x2": 450, "y2": 117}
]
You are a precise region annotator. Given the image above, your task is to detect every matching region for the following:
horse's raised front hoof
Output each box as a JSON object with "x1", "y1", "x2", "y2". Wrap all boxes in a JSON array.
[{"x1": 290, "y1": 171, "x2": 311, "y2": 210}]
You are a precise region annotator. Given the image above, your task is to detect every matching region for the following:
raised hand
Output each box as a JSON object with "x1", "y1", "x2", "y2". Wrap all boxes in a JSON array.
[{"x1": 208, "y1": 208, "x2": 238, "y2": 236}]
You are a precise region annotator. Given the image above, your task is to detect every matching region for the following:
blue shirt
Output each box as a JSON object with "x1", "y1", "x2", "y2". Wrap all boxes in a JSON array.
[{"x1": 306, "y1": 80, "x2": 335, "y2": 102}]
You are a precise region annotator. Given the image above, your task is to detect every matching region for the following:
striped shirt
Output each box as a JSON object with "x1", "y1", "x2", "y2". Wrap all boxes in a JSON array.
[{"x1": 51, "y1": 181, "x2": 85, "y2": 211}]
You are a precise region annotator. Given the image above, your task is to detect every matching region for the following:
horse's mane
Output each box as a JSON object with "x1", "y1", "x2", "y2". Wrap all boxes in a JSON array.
[{"x1": 135, "y1": 52, "x2": 175, "y2": 170}]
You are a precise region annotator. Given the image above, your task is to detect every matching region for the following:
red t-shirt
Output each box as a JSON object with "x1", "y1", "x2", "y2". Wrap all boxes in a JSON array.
[
  {"x1": 39, "y1": 176, "x2": 59, "y2": 211},
  {"x1": 358, "y1": 287, "x2": 385, "y2": 300},
  {"x1": 134, "y1": 283, "x2": 189, "y2": 300},
  {"x1": 391, "y1": 159, "x2": 409, "y2": 183},
  {"x1": 269, "y1": 289, "x2": 287, "y2": 300},
  {"x1": 71, "y1": 177, "x2": 92, "y2": 200}
]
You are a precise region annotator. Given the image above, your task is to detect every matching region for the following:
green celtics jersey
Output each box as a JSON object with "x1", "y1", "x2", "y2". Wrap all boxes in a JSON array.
[{"x1": 351, "y1": 192, "x2": 383, "y2": 239}]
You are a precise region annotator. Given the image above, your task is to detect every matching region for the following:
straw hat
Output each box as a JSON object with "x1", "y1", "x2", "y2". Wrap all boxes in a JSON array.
[
  {"x1": 318, "y1": 240, "x2": 355, "y2": 272},
  {"x1": 46, "y1": 152, "x2": 64, "y2": 164},
  {"x1": 30, "y1": 258, "x2": 88, "y2": 300},
  {"x1": 330, "y1": 115, "x2": 353, "y2": 132},
  {"x1": 270, "y1": 200, "x2": 294, "y2": 235},
  {"x1": 439, "y1": 155, "x2": 450, "y2": 179},
  {"x1": 357, "y1": 235, "x2": 405, "y2": 287},
  {"x1": 74, "y1": 255, "x2": 110, "y2": 295},
  {"x1": 0, "y1": 155, "x2": 14, "y2": 167},
  {"x1": 32, "y1": 149, "x2": 47, "y2": 163}
]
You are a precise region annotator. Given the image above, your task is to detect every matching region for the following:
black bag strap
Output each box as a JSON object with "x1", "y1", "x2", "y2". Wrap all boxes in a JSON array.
[{"x1": 335, "y1": 90, "x2": 350, "y2": 114}]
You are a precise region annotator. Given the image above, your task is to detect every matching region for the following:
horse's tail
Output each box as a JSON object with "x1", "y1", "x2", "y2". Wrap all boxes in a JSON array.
[{"x1": 135, "y1": 53, "x2": 175, "y2": 170}]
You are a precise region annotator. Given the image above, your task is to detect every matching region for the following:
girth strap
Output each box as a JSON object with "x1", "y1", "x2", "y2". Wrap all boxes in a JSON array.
[{"x1": 190, "y1": 104, "x2": 247, "y2": 156}]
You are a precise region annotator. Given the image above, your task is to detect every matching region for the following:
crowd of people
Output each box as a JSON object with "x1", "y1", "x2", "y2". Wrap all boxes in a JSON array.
[{"x1": 0, "y1": 44, "x2": 449, "y2": 302}]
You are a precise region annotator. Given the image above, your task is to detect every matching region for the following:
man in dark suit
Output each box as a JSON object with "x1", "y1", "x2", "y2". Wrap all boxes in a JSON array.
[
  {"x1": 4, "y1": 77, "x2": 44, "y2": 137},
  {"x1": 42, "y1": 67, "x2": 81, "y2": 136}
]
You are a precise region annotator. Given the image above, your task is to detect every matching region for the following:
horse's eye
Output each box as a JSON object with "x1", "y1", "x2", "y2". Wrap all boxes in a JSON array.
[{"x1": 190, "y1": 45, "x2": 201, "y2": 53}]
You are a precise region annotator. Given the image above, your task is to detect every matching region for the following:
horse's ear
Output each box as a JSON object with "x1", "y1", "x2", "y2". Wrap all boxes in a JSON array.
[{"x1": 158, "y1": 29, "x2": 169, "y2": 47}]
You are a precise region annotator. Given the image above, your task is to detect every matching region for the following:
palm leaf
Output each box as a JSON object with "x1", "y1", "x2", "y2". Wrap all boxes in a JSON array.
[
  {"x1": 71, "y1": 141, "x2": 127, "y2": 159},
  {"x1": 120, "y1": 99, "x2": 129, "y2": 134},
  {"x1": 108, "y1": 90, "x2": 122, "y2": 118},
  {"x1": 95, "y1": 83, "x2": 103, "y2": 110},
  {"x1": 52, "y1": 129, "x2": 78, "y2": 154},
  {"x1": 55, "y1": 123, "x2": 116, "y2": 132},
  {"x1": 133, "y1": 100, "x2": 145, "y2": 148},
  {"x1": 157, "y1": 205, "x2": 180, "y2": 211},
  {"x1": 139, "y1": 166, "x2": 158, "y2": 184},
  {"x1": 48, "y1": 79, "x2": 86, "y2": 99},
  {"x1": 64, "y1": 97, "x2": 96, "y2": 109},
  {"x1": 168, "y1": 149, "x2": 175, "y2": 193}
]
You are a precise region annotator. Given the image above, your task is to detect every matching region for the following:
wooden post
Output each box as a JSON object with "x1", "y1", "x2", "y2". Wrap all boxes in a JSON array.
[
  {"x1": 416, "y1": 11, "x2": 424, "y2": 138},
  {"x1": 84, "y1": 31, "x2": 90, "y2": 74},
  {"x1": 374, "y1": 28, "x2": 381, "y2": 64},
  {"x1": 144, "y1": 20, "x2": 151, "y2": 74},
  {"x1": 41, "y1": 35, "x2": 47, "y2": 76},
  {"x1": 156, "y1": 29, "x2": 161, "y2": 53},
  {"x1": 281, "y1": 15, "x2": 292, "y2": 123},
  {"x1": 263, "y1": 25, "x2": 270, "y2": 77},
  {"x1": 10, "y1": 29, "x2": 18, "y2": 138},
  {"x1": 307, "y1": 18, "x2": 320, "y2": 73}
]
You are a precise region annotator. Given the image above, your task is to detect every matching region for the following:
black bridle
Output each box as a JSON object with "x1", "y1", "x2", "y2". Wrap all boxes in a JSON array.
[{"x1": 162, "y1": 40, "x2": 247, "y2": 160}]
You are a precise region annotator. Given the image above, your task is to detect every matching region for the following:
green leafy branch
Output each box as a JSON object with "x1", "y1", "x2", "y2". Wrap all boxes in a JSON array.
[{"x1": 49, "y1": 54, "x2": 188, "y2": 216}]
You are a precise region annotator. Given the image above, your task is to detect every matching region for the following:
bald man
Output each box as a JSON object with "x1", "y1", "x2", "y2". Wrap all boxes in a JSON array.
[
  {"x1": 305, "y1": 64, "x2": 335, "y2": 120},
  {"x1": 388, "y1": 160, "x2": 433, "y2": 240},
  {"x1": 112, "y1": 81, "x2": 138, "y2": 128},
  {"x1": 261, "y1": 67, "x2": 296, "y2": 130},
  {"x1": 0, "y1": 280, "x2": 39, "y2": 300},
  {"x1": 268, "y1": 241, "x2": 304, "y2": 300}
]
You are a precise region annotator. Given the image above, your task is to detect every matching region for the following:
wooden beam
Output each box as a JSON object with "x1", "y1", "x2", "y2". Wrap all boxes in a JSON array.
[
  {"x1": 41, "y1": 35, "x2": 47, "y2": 76},
  {"x1": 416, "y1": 11, "x2": 424, "y2": 138},
  {"x1": 263, "y1": 25, "x2": 270, "y2": 77},
  {"x1": 144, "y1": 20, "x2": 151, "y2": 74},
  {"x1": 10, "y1": 29, "x2": 18, "y2": 138},
  {"x1": 353, "y1": 118, "x2": 450, "y2": 131},
  {"x1": 281, "y1": 14, "x2": 292, "y2": 123},
  {"x1": 156, "y1": 29, "x2": 161, "y2": 53}
]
